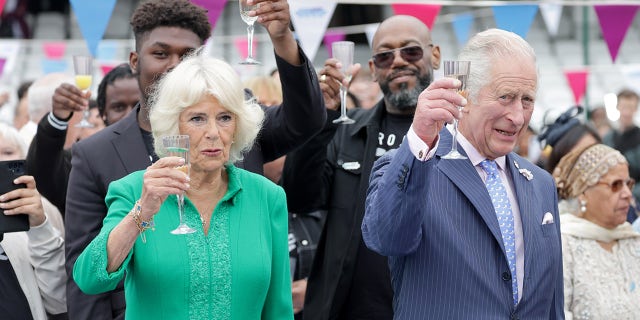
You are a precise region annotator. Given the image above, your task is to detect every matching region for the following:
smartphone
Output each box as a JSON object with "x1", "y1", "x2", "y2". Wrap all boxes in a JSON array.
[{"x1": 0, "y1": 160, "x2": 28, "y2": 233}]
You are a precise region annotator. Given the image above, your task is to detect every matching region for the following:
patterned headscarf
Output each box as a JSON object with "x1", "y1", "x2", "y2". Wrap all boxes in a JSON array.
[{"x1": 553, "y1": 144, "x2": 627, "y2": 200}]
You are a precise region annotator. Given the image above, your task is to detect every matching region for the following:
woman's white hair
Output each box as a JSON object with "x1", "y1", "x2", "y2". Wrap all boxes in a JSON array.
[
  {"x1": 0, "y1": 122, "x2": 27, "y2": 158},
  {"x1": 459, "y1": 28, "x2": 538, "y2": 102},
  {"x1": 148, "y1": 52, "x2": 264, "y2": 164}
]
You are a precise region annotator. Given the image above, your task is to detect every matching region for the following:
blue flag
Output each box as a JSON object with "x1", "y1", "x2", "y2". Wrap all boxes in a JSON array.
[
  {"x1": 70, "y1": 0, "x2": 117, "y2": 57},
  {"x1": 492, "y1": 5, "x2": 538, "y2": 39}
]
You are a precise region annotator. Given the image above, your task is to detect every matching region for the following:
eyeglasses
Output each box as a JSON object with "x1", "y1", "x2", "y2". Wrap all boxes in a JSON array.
[
  {"x1": 595, "y1": 178, "x2": 635, "y2": 193},
  {"x1": 371, "y1": 45, "x2": 428, "y2": 69}
]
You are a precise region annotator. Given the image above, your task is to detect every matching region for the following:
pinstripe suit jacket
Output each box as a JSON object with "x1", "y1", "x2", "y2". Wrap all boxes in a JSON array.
[{"x1": 362, "y1": 129, "x2": 564, "y2": 319}]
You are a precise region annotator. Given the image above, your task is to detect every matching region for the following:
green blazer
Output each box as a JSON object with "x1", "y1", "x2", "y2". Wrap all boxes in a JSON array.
[{"x1": 74, "y1": 165, "x2": 293, "y2": 320}]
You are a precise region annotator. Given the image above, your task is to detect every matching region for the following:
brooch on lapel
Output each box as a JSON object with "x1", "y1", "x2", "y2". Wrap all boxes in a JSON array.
[{"x1": 513, "y1": 160, "x2": 533, "y2": 181}]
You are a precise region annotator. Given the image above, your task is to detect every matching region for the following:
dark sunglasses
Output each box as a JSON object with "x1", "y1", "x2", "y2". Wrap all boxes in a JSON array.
[
  {"x1": 372, "y1": 45, "x2": 426, "y2": 69},
  {"x1": 596, "y1": 178, "x2": 635, "y2": 193}
]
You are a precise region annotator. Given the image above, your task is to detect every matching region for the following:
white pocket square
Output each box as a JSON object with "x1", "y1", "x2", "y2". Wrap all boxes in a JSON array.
[{"x1": 541, "y1": 212, "x2": 554, "y2": 225}]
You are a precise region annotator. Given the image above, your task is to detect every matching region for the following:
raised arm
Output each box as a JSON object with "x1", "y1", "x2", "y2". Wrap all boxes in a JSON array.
[
  {"x1": 249, "y1": 0, "x2": 324, "y2": 162},
  {"x1": 25, "y1": 83, "x2": 88, "y2": 214}
]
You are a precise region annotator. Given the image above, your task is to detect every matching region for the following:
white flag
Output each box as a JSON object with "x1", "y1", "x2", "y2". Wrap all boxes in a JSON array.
[
  {"x1": 289, "y1": 0, "x2": 337, "y2": 62},
  {"x1": 539, "y1": 3, "x2": 563, "y2": 37}
]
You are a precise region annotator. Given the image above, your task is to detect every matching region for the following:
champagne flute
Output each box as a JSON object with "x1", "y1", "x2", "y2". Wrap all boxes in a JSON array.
[
  {"x1": 163, "y1": 135, "x2": 196, "y2": 235},
  {"x1": 73, "y1": 55, "x2": 95, "y2": 128},
  {"x1": 239, "y1": 0, "x2": 260, "y2": 65},
  {"x1": 441, "y1": 60, "x2": 471, "y2": 160},
  {"x1": 332, "y1": 41, "x2": 355, "y2": 124}
]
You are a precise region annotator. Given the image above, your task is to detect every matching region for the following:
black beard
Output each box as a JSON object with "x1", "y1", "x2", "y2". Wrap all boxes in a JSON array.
[{"x1": 379, "y1": 70, "x2": 432, "y2": 112}]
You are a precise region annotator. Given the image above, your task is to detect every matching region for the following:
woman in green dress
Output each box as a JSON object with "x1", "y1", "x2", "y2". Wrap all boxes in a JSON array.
[{"x1": 73, "y1": 53, "x2": 293, "y2": 319}]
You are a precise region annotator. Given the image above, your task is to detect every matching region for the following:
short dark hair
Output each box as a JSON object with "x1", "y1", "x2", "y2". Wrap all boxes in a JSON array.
[
  {"x1": 617, "y1": 88, "x2": 639, "y2": 102},
  {"x1": 17, "y1": 80, "x2": 33, "y2": 100},
  {"x1": 545, "y1": 124, "x2": 601, "y2": 173},
  {"x1": 130, "y1": 0, "x2": 211, "y2": 51},
  {"x1": 97, "y1": 63, "x2": 135, "y2": 119}
]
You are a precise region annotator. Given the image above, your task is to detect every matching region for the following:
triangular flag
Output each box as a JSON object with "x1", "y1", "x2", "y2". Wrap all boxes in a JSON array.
[
  {"x1": 539, "y1": 3, "x2": 563, "y2": 37},
  {"x1": 0, "y1": 0, "x2": 7, "y2": 16},
  {"x1": 97, "y1": 41, "x2": 118, "y2": 61},
  {"x1": 620, "y1": 64, "x2": 640, "y2": 95},
  {"x1": 564, "y1": 69, "x2": 589, "y2": 105},
  {"x1": 323, "y1": 31, "x2": 346, "y2": 56},
  {"x1": 100, "y1": 63, "x2": 117, "y2": 76},
  {"x1": 0, "y1": 58, "x2": 6, "y2": 78},
  {"x1": 452, "y1": 13, "x2": 473, "y2": 47},
  {"x1": 234, "y1": 36, "x2": 257, "y2": 60},
  {"x1": 364, "y1": 23, "x2": 379, "y2": 48},
  {"x1": 289, "y1": 0, "x2": 337, "y2": 61},
  {"x1": 70, "y1": 0, "x2": 117, "y2": 57},
  {"x1": 492, "y1": 5, "x2": 538, "y2": 39},
  {"x1": 43, "y1": 42, "x2": 66, "y2": 59},
  {"x1": 594, "y1": 5, "x2": 639, "y2": 62},
  {"x1": 191, "y1": 0, "x2": 227, "y2": 31},
  {"x1": 391, "y1": 4, "x2": 441, "y2": 30},
  {"x1": 41, "y1": 58, "x2": 69, "y2": 74}
]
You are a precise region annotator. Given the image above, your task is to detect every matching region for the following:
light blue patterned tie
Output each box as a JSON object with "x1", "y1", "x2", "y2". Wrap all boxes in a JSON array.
[{"x1": 479, "y1": 159, "x2": 518, "y2": 306}]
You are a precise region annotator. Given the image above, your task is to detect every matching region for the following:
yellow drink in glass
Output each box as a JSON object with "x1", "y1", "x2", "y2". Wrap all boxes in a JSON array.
[{"x1": 75, "y1": 75, "x2": 92, "y2": 90}]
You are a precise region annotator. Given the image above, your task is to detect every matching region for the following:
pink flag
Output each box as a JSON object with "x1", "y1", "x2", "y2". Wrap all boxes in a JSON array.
[
  {"x1": 323, "y1": 31, "x2": 346, "y2": 56},
  {"x1": 0, "y1": 0, "x2": 6, "y2": 16},
  {"x1": 391, "y1": 4, "x2": 441, "y2": 30},
  {"x1": 191, "y1": 0, "x2": 227, "y2": 31},
  {"x1": 100, "y1": 63, "x2": 116, "y2": 76},
  {"x1": 234, "y1": 36, "x2": 257, "y2": 59},
  {"x1": 43, "y1": 42, "x2": 66, "y2": 59},
  {"x1": 564, "y1": 69, "x2": 589, "y2": 105},
  {"x1": 594, "y1": 5, "x2": 639, "y2": 62},
  {"x1": 0, "y1": 58, "x2": 6, "y2": 78}
]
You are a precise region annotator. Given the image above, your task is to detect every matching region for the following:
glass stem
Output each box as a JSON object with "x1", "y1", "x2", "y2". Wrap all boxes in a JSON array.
[
  {"x1": 339, "y1": 84, "x2": 348, "y2": 117},
  {"x1": 451, "y1": 107, "x2": 462, "y2": 152},
  {"x1": 247, "y1": 24, "x2": 255, "y2": 59},
  {"x1": 177, "y1": 193, "x2": 186, "y2": 225}
]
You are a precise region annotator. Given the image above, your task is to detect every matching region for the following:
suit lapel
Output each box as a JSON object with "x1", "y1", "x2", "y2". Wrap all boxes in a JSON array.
[
  {"x1": 436, "y1": 129, "x2": 505, "y2": 252},
  {"x1": 506, "y1": 154, "x2": 537, "y2": 300},
  {"x1": 110, "y1": 107, "x2": 151, "y2": 173}
]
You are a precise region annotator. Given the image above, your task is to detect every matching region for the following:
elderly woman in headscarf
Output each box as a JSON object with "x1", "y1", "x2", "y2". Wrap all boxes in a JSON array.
[{"x1": 553, "y1": 143, "x2": 639, "y2": 320}]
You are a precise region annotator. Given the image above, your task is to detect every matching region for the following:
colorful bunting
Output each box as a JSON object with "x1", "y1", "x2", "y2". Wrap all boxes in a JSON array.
[
  {"x1": 43, "y1": 42, "x2": 66, "y2": 59},
  {"x1": 99, "y1": 63, "x2": 117, "y2": 76},
  {"x1": 564, "y1": 69, "x2": 589, "y2": 105},
  {"x1": 391, "y1": 4, "x2": 441, "y2": 30},
  {"x1": 191, "y1": 0, "x2": 227, "y2": 31},
  {"x1": 364, "y1": 23, "x2": 379, "y2": 49},
  {"x1": 234, "y1": 36, "x2": 257, "y2": 60},
  {"x1": 452, "y1": 13, "x2": 473, "y2": 47},
  {"x1": 0, "y1": 0, "x2": 6, "y2": 17},
  {"x1": 97, "y1": 41, "x2": 119, "y2": 61},
  {"x1": 323, "y1": 31, "x2": 346, "y2": 56},
  {"x1": 0, "y1": 58, "x2": 6, "y2": 78},
  {"x1": 594, "y1": 5, "x2": 639, "y2": 62},
  {"x1": 289, "y1": 0, "x2": 337, "y2": 61},
  {"x1": 42, "y1": 59, "x2": 68, "y2": 74},
  {"x1": 70, "y1": 0, "x2": 117, "y2": 57},
  {"x1": 539, "y1": 3, "x2": 563, "y2": 37},
  {"x1": 492, "y1": 5, "x2": 538, "y2": 39}
]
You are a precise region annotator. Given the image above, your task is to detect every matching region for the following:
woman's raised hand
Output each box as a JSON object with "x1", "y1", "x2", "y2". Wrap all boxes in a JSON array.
[{"x1": 139, "y1": 157, "x2": 190, "y2": 221}]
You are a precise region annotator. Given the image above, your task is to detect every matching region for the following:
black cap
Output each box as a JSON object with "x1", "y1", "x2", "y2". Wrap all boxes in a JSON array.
[{"x1": 538, "y1": 106, "x2": 584, "y2": 147}]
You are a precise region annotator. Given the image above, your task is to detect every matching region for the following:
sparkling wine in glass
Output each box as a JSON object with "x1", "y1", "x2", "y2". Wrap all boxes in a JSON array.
[
  {"x1": 163, "y1": 135, "x2": 196, "y2": 235},
  {"x1": 441, "y1": 60, "x2": 470, "y2": 160},
  {"x1": 239, "y1": 0, "x2": 260, "y2": 65},
  {"x1": 332, "y1": 41, "x2": 355, "y2": 124},
  {"x1": 73, "y1": 55, "x2": 95, "y2": 128}
]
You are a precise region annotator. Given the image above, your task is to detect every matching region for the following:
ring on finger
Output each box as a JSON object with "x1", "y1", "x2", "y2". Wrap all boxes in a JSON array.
[{"x1": 320, "y1": 74, "x2": 326, "y2": 82}]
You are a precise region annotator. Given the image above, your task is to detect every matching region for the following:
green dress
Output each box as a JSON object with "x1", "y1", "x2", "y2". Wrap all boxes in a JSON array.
[{"x1": 73, "y1": 165, "x2": 293, "y2": 320}]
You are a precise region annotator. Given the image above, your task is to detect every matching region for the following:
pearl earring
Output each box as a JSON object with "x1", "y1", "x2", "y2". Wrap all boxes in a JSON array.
[{"x1": 580, "y1": 199, "x2": 587, "y2": 213}]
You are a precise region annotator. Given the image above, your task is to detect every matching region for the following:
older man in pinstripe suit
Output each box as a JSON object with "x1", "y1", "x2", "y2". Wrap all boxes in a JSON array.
[{"x1": 362, "y1": 29, "x2": 564, "y2": 319}]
